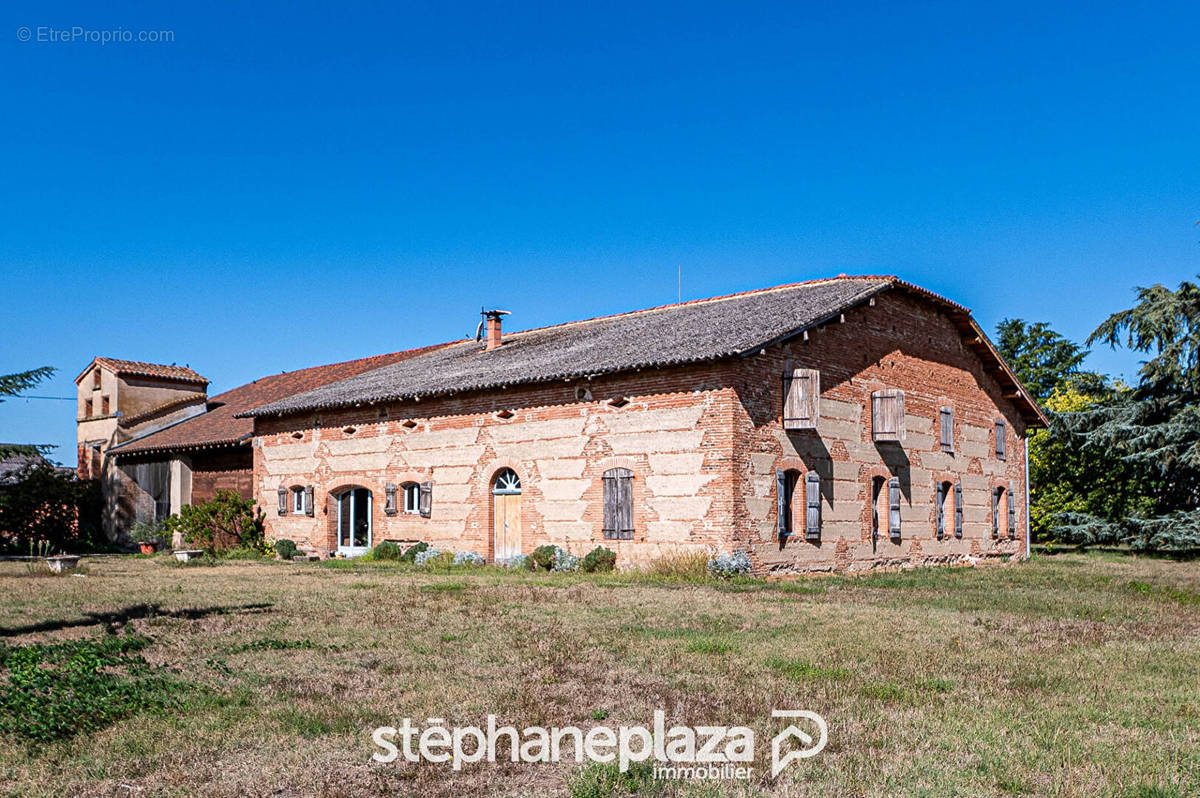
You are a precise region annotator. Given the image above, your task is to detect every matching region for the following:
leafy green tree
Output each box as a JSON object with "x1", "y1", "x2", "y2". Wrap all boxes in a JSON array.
[
  {"x1": 1054, "y1": 277, "x2": 1200, "y2": 550},
  {"x1": 0, "y1": 462, "x2": 104, "y2": 553}
]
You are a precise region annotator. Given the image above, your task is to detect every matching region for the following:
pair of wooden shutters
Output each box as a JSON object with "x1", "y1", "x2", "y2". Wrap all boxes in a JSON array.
[
  {"x1": 603, "y1": 468, "x2": 634, "y2": 539},
  {"x1": 991, "y1": 486, "x2": 1016, "y2": 539},
  {"x1": 777, "y1": 470, "x2": 821, "y2": 541},
  {"x1": 277, "y1": 485, "x2": 315, "y2": 517},
  {"x1": 782, "y1": 369, "x2": 820, "y2": 430},
  {"x1": 935, "y1": 482, "x2": 964, "y2": 539},
  {"x1": 383, "y1": 482, "x2": 433, "y2": 518},
  {"x1": 872, "y1": 390, "x2": 905, "y2": 441}
]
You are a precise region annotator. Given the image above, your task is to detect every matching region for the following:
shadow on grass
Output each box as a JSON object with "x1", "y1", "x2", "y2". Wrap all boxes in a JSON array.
[{"x1": 0, "y1": 602, "x2": 274, "y2": 637}]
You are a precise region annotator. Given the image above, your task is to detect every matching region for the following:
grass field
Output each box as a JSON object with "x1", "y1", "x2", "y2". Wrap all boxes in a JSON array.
[{"x1": 0, "y1": 551, "x2": 1197, "y2": 797}]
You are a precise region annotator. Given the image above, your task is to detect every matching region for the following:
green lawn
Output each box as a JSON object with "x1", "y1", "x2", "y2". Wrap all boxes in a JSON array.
[{"x1": 0, "y1": 552, "x2": 1197, "y2": 797}]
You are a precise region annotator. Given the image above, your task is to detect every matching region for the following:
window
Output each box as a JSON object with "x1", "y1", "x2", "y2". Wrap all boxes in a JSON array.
[
  {"x1": 494, "y1": 468, "x2": 521, "y2": 494},
  {"x1": 101, "y1": 395, "x2": 110, "y2": 415},
  {"x1": 776, "y1": 469, "x2": 799, "y2": 539},
  {"x1": 935, "y1": 481, "x2": 953, "y2": 540},
  {"x1": 939, "y1": 407, "x2": 954, "y2": 453},
  {"x1": 84, "y1": 398, "x2": 93, "y2": 417},
  {"x1": 93, "y1": 370, "x2": 101, "y2": 389},
  {"x1": 403, "y1": 482, "x2": 421, "y2": 514},
  {"x1": 870, "y1": 476, "x2": 902, "y2": 542},
  {"x1": 995, "y1": 419, "x2": 1007, "y2": 461},
  {"x1": 291, "y1": 486, "x2": 306, "y2": 515},
  {"x1": 871, "y1": 390, "x2": 905, "y2": 442},
  {"x1": 782, "y1": 368, "x2": 820, "y2": 430},
  {"x1": 603, "y1": 467, "x2": 634, "y2": 539}
]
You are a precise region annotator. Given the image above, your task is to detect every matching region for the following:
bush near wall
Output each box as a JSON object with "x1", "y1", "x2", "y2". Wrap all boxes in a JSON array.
[
  {"x1": 162, "y1": 490, "x2": 265, "y2": 554},
  {"x1": 0, "y1": 464, "x2": 104, "y2": 554}
]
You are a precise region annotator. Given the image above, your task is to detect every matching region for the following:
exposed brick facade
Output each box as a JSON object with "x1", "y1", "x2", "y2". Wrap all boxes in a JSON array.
[{"x1": 255, "y1": 290, "x2": 1031, "y2": 573}]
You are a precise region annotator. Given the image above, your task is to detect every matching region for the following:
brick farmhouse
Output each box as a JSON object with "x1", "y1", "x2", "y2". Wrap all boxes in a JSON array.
[{"x1": 84, "y1": 275, "x2": 1045, "y2": 573}]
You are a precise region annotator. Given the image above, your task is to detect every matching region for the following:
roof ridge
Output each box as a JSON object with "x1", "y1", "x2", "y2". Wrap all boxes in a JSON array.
[{"x1": 499, "y1": 274, "x2": 895, "y2": 339}]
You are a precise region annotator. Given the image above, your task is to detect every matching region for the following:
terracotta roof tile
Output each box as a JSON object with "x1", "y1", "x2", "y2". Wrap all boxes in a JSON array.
[{"x1": 77, "y1": 358, "x2": 209, "y2": 385}]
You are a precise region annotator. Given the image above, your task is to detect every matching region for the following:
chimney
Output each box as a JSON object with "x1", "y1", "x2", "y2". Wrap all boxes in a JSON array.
[{"x1": 479, "y1": 309, "x2": 511, "y2": 351}]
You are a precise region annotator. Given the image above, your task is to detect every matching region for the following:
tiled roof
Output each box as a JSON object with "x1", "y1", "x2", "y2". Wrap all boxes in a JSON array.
[
  {"x1": 109, "y1": 344, "x2": 449, "y2": 457},
  {"x1": 242, "y1": 274, "x2": 1047, "y2": 427},
  {"x1": 76, "y1": 358, "x2": 209, "y2": 385}
]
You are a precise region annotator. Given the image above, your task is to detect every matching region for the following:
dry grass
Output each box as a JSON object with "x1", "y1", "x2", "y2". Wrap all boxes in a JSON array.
[{"x1": 0, "y1": 551, "x2": 1197, "y2": 797}]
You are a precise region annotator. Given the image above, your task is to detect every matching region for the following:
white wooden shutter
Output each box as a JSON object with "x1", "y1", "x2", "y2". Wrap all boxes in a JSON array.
[
  {"x1": 805, "y1": 472, "x2": 821, "y2": 541},
  {"x1": 939, "y1": 407, "x2": 954, "y2": 453},
  {"x1": 872, "y1": 390, "x2": 906, "y2": 442},
  {"x1": 783, "y1": 369, "x2": 820, "y2": 430}
]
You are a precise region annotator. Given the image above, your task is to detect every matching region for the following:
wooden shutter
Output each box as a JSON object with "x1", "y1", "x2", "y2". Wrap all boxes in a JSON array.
[
  {"x1": 305, "y1": 485, "x2": 315, "y2": 517},
  {"x1": 804, "y1": 472, "x2": 821, "y2": 541},
  {"x1": 935, "y1": 482, "x2": 945, "y2": 539},
  {"x1": 954, "y1": 483, "x2": 963, "y2": 538},
  {"x1": 991, "y1": 488, "x2": 1000, "y2": 539},
  {"x1": 888, "y1": 477, "x2": 902, "y2": 541},
  {"x1": 384, "y1": 483, "x2": 397, "y2": 516},
  {"x1": 776, "y1": 469, "x2": 788, "y2": 540},
  {"x1": 872, "y1": 390, "x2": 906, "y2": 441},
  {"x1": 1007, "y1": 485, "x2": 1016, "y2": 540},
  {"x1": 419, "y1": 481, "x2": 432, "y2": 518},
  {"x1": 995, "y1": 419, "x2": 1007, "y2": 460},
  {"x1": 603, "y1": 468, "x2": 632, "y2": 539},
  {"x1": 939, "y1": 407, "x2": 954, "y2": 453},
  {"x1": 617, "y1": 470, "x2": 633, "y2": 539},
  {"x1": 783, "y1": 369, "x2": 820, "y2": 430},
  {"x1": 277, "y1": 486, "x2": 287, "y2": 515}
]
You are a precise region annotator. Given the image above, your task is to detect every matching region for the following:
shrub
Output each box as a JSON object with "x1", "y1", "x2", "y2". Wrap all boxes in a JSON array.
[
  {"x1": 580, "y1": 546, "x2": 617, "y2": 573},
  {"x1": 274, "y1": 539, "x2": 298, "y2": 560},
  {"x1": 129, "y1": 520, "x2": 166, "y2": 545},
  {"x1": 634, "y1": 551, "x2": 711, "y2": 582},
  {"x1": 0, "y1": 463, "x2": 105, "y2": 554},
  {"x1": 529, "y1": 545, "x2": 558, "y2": 571},
  {"x1": 414, "y1": 547, "x2": 446, "y2": 567},
  {"x1": 452, "y1": 551, "x2": 485, "y2": 566},
  {"x1": 161, "y1": 490, "x2": 265, "y2": 555},
  {"x1": 552, "y1": 547, "x2": 580, "y2": 572},
  {"x1": 498, "y1": 554, "x2": 528, "y2": 569},
  {"x1": 370, "y1": 541, "x2": 401, "y2": 561},
  {"x1": 399, "y1": 541, "x2": 429, "y2": 563},
  {"x1": 708, "y1": 550, "x2": 752, "y2": 579}
]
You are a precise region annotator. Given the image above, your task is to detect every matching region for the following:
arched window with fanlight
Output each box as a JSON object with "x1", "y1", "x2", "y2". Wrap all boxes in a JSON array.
[{"x1": 603, "y1": 468, "x2": 634, "y2": 540}]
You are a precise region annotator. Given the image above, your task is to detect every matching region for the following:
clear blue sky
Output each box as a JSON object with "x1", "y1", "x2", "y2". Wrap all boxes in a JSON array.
[{"x1": 3, "y1": 1, "x2": 1197, "y2": 465}]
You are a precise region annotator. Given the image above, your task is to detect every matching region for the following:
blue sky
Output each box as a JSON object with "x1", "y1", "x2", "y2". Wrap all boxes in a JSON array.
[{"x1": 2, "y1": 1, "x2": 1197, "y2": 465}]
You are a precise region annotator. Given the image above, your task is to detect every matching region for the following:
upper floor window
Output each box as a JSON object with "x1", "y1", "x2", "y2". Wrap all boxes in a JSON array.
[
  {"x1": 84, "y1": 398, "x2": 93, "y2": 417},
  {"x1": 93, "y1": 370, "x2": 101, "y2": 389},
  {"x1": 782, "y1": 368, "x2": 820, "y2": 430},
  {"x1": 603, "y1": 467, "x2": 634, "y2": 539},
  {"x1": 871, "y1": 390, "x2": 905, "y2": 442},
  {"x1": 101, "y1": 395, "x2": 110, "y2": 415}
]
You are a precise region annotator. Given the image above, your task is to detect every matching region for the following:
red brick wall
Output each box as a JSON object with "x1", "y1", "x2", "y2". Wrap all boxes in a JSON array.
[
  {"x1": 191, "y1": 449, "x2": 253, "y2": 503},
  {"x1": 253, "y1": 290, "x2": 1032, "y2": 573}
]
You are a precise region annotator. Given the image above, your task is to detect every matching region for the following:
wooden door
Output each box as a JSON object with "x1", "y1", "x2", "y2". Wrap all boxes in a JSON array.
[{"x1": 493, "y1": 493, "x2": 521, "y2": 561}]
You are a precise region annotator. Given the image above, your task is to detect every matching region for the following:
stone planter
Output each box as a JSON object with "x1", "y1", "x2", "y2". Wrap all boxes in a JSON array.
[
  {"x1": 138, "y1": 542, "x2": 158, "y2": 555},
  {"x1": 46, "y1": 555, "x2": 80, "y2": 574},
  {"x1": 173, "y1": 549, "x2": 205, "y2": 563}
]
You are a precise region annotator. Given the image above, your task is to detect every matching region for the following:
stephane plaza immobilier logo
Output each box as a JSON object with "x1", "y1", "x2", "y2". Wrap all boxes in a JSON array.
[{"x1": 371, "y1": 708, "x2": 828, "y2": 781}]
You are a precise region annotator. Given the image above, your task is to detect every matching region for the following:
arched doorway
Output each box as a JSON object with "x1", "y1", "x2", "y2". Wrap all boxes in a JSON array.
[
  {"x1": 492, "y1": 468, "x2": 522, "y2": 561},
  {"x1": 334, "y1": 487, "x2": 372, "y2": 556}
]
